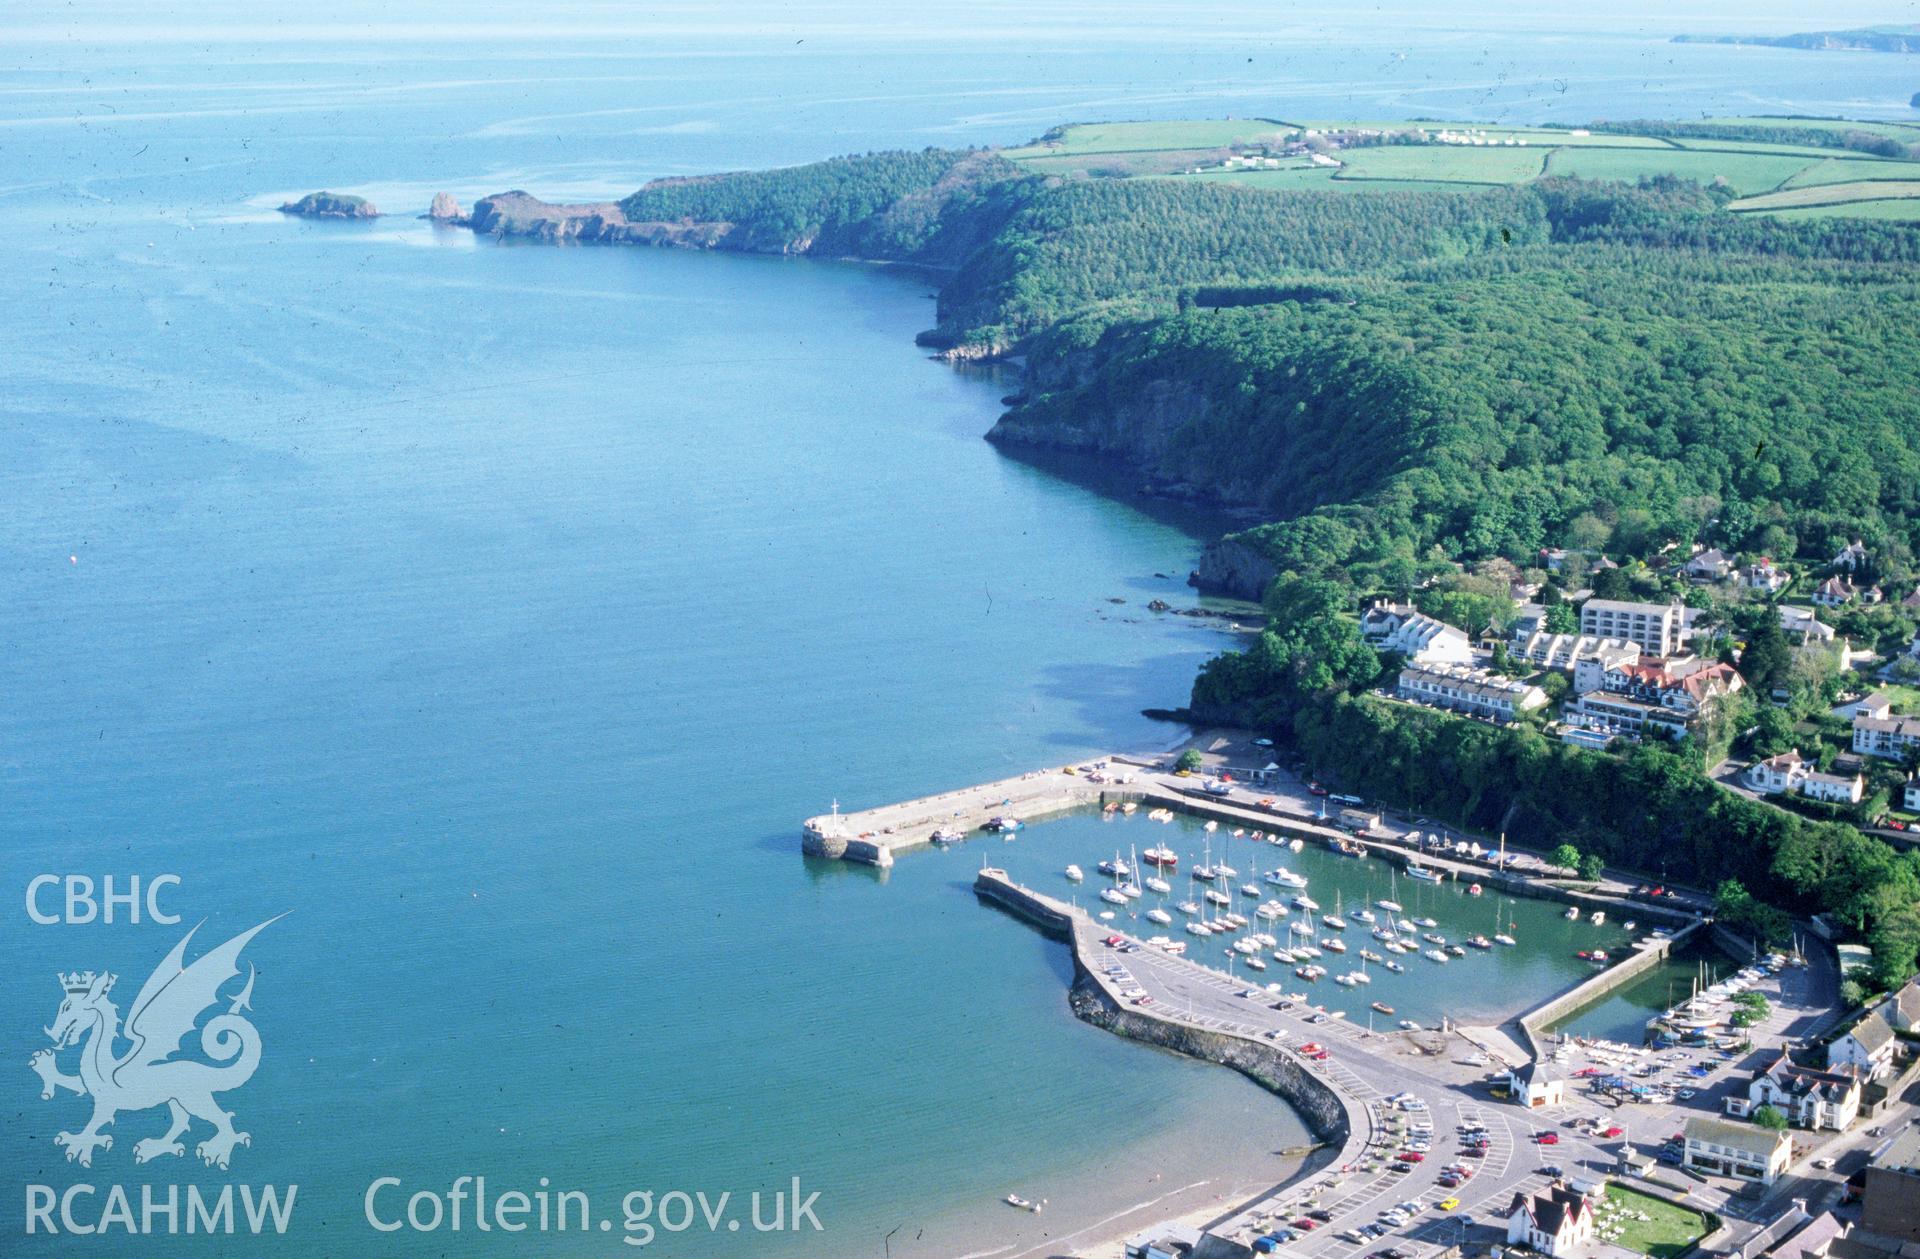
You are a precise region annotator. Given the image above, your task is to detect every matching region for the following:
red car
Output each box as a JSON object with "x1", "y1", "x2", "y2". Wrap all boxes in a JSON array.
[
  {"x1": 1537, "y1": 1132, "x2": 1560, "y2": 1145},
  {"x1": 1298, "y1": 1043, "x2": 1330, "y2": 1060},
  {"x1": 1397, "y1": 1152, "x2": 1425, "y2": 1163},
  {"x1": 1292, "y1": 1219, "x2": 1319, "y2": 1231},
  {"x1": 1309, "y1": 783, "x2": 1330, "y2": 796},
  {"x1": 1602, "y1": 1126, "x2": 1624, "y2": 1139},
  {"x1": 1462, "y1": 1147, "x2": 1486, "y2": 1158},
  {"x1": 1104, "y1": 935, "x2": 1125, "y2": 947}
]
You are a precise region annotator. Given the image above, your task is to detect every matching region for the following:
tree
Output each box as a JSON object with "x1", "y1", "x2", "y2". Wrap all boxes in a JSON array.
[
  {"x1": 1580, "y1": 853, "x2": 1605, "y2": 881},
  {"x1": 1740, "y1": 614, "x2": 1795, "y2": 698},
  {"x1": 1591, "y1": 567, "x2": 1631, "y2": 600},
  {"x1": 1751, "y1": 1105, "x2": 1789, "y2": 1131},
  {"x1": 1550, "y1": 843, "x2": 1581, "y2": 872},
  {"x1": 1175, "y1": 747, "x2": 1204, "y2": 773},
  {"x1": 1545, "y1": 602, "x2": 1579, "y2": 635}
]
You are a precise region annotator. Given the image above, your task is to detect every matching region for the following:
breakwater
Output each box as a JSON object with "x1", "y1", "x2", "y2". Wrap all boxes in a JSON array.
[{"x1": 973, "y1": 868, "x2": 1362, "y2": 1164}]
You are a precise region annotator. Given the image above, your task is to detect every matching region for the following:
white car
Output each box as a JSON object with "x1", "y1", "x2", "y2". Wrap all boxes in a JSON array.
[{"x1": 1814, "y1": 1156, "x2": 1836, "y2": 1170}]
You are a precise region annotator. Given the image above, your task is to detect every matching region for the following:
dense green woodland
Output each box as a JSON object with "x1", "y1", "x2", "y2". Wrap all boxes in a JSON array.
[{"x1": 613, "y1": 143, "x2": 1920, "y2": 988}]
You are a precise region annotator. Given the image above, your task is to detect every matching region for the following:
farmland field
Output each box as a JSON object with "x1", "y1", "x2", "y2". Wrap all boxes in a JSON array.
[
  {"x1": 1704, "y1": 116, "x2": 1920, "y2": 141},
  {"x1": 1782, "y1": 156, "x2": 1920, "y2": 188},
  {"x1": 1003, "y1": 119, "x2": 1290, "y2": 158},
  {"x1": 999, "y1": 115, "x2": 1920, "y2": 219},
  {"x1": 1542, "y1": 147, "x2": 1815, "y2": 195},
  {"x1": 1732, "y1": 181, "x2": 1920, "y2": 212},
  {"x1": 1336, "y1": 143, "x2": 1546, "y2": 184},
  {"x1": 1766, "y1": 199, "x2": 1920, "y2": 222}
]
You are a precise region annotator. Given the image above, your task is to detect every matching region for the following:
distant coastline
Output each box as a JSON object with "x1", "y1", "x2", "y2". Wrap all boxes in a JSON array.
[{"x1": 1673, "y1": 25, "x2": 1920, "y2": 54}]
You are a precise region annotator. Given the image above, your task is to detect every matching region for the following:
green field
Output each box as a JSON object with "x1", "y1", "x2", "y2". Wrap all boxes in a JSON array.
[
  {"x1": 1598, "y1": 1186, "x2": 1711, "y2": 1259},
  {"x1": 1767, "y1": 198, "x2": 1920, "y2": 222},
  {"x1": 1337, "y1": 143, "x2": 1546, "y2": 184},
  {"x1": 1004, "y1": 119, "x2": 1290, "y2": 158},
  {"x1": 1784, "y1": 156, "x2": 1920, "y2": 188},
  {"x1": 1704, "y1": 116, "x2": 1920, "y2": 141},
  {"x1": 1668, "y1": 136, "x2": 1862, "y2": 157},
  {"x1": 1017, "y1": 149, "x2": 1231, "y2": 177},
  {"x1": 1734, "y1": 180, "x2": 1920, "y2": 212},
  {"x1": 999, "y1": 116, "x2": 1920, "y2": 218},
  {"x1": 1543, "y1": 147, "x2": 1815, "y2": 195}
]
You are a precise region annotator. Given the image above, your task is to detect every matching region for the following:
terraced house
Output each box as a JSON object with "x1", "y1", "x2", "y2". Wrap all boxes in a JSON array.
[{"x1": 1395, "y1": 663, "x2": 1547, "y2": 723}]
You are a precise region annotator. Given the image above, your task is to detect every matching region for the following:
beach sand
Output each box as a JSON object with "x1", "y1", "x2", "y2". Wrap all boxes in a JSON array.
[{"x1": 847, "y1": 1065, "x2": 1322, "y2": 1259}]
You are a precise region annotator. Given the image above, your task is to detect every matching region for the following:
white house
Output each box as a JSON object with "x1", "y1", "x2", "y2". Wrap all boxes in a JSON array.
[
  {"x1": 1686, "y1": 548, "x2": 1733, "y2": 581},
  {"x1": 1504, "y1": 1185, "x2": 1596, "y2": 1257},
  {"x1": 1907, "y1": 774, "x2": 1920, "y2": 814},
  {"x1": 1580, "y1": 598, "x2": 1686, "y2": 655},
  {"x1": 1744, "y1": 750, "x2": 1865, "y2": 805},
  {"x1": 1723, "y1": 1052, "x2": 1862, "y2": 1131},
  {"x1": 1834, "y1": 539, "x2": 1869, "y2": 572},
  {"x1": 1359, "y1": 598, "x2": 1416, "y2": 643},
  {"x1": 1853, "y1": 711, "x2": 1920, "y2": 761},
  {"x1": 1397, "y1": 664, "x2": 1547, "y2": 723},
  {"x1": 1827, "y1": 1010, "x2": 1898, "y2": 1081},
  {"x1": 1780, "y1": 606, "x2": 1835, "y2": 643},
  {"x1": 1683, "y1": 1115, "x2": 1794, "y2": 1185},
  {"x1": 1380, "y1": 613, "x2": 1475, "y2": 665},
  {"x1": 1748, "y1": 559, "x2": 1792, "y2": 593},
  {"x1": 1812, "y1": 576, "x2": 1857, "y2": 609},
  {"x1": 1508, "y1": 1060, "x2": 1566, "y2": 1108}
]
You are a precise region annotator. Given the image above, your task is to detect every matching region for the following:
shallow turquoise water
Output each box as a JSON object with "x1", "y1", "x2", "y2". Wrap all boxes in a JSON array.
[{"x1": 1, "y1": 7, "x2": 1910, "y2": 1255}]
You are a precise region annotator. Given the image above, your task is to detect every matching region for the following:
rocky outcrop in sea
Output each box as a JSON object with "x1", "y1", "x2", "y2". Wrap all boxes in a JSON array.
[{"x1": 278, "y1": 191, "x2": 378, "y2": 219}]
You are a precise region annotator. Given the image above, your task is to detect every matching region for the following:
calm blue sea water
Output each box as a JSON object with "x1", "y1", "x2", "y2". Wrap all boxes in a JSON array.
[{"x1": 1, "y1": 6, "x2": 1909, "y2": 1255}]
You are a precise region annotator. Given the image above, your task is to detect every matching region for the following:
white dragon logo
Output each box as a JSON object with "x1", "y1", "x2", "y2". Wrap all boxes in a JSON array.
[{"x1": 29, "y1": 916, "x2": 280, "y2": 1170}]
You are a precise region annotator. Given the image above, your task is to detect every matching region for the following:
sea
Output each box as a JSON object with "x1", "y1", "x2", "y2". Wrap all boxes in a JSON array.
[{"x1": 2, "y1": 3, "x2": 1913, "y2": 1255}]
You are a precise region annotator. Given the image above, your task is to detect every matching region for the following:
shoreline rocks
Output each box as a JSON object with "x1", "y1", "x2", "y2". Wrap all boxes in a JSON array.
[{"x1": 426, "y1": 191, "x2": 464, "y2": 223}]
